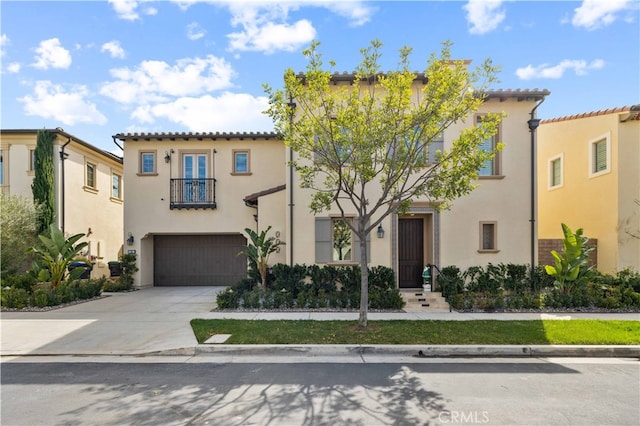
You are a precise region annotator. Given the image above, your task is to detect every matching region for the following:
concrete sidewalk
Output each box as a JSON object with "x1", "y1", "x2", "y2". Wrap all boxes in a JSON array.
[{"x1": 1, "y1": 287, "x2": 639, "y2": 358}]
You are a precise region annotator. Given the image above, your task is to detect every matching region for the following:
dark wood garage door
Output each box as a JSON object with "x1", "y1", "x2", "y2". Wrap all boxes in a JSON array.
[{"x1": 154, "y1": 235, "x2": 247, "y2": 286}]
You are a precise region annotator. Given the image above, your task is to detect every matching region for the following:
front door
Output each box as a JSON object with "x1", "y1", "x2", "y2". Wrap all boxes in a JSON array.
[{"x1": 398, "y1": 218, "x2": 424, "y2": 288}]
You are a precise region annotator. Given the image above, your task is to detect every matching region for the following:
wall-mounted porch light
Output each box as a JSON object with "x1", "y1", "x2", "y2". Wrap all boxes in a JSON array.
[
  {"x1": 127, "y1": 232, "x2": 134, "y2": 246},
  {"x1": 377, "y1": 225, "x2": 385, "y2": 239},
  {"x1": 164, "y1": 150, "x2": 172, "y2": 163}
]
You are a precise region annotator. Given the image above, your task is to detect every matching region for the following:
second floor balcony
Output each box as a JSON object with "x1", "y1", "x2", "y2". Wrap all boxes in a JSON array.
[{"x1": 170, "y1": 178, "x2": 217, "y2": 210}]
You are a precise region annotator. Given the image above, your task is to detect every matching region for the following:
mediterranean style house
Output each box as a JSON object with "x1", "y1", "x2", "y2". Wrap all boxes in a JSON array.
[
  {"x1": 537, "y1": 105, "x2": 640, "y2": 273},
  {"x1": 0, "y1": 129, "x2": 124, "y2": 278},
  {"x1": 115, "y1": 74, "x2": 549, "y2": 289}
]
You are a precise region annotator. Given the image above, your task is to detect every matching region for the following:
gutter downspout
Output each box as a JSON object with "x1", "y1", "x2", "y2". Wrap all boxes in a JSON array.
[
  {"x1": 287, "y1": 96, "x2": 297, "y2": 267},
  {"x1": 528, "y1": 97, "x2": 545, "y2": 276},
  {"x1": 59, "y1": 135, "x2": 72, "y2": 234}
]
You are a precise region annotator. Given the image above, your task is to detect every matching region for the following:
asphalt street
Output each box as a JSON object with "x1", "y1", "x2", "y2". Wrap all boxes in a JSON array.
[{"x1": 1, "y1": 357, "x2": 638, "y2": 426}]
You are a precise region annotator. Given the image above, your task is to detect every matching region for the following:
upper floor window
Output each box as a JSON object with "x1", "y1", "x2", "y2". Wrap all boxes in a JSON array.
[
  {"x1": 112, "y1": 173, "x2": 122, "y2": 199},
  {"x1": 139, "y1": 151, "x2": 156, "y2": 175},
  {"x1": 427, "y1": 132, "x2": 444, "y2": 164},
  {"x1": 183, "y1": 153, "x2": 207, "y2": 179},
  {"x1": 589, "y1": 133, "x2": 610, "y2": 177},
  {"x1": 86, "y1": 162, "x2": 97, "y2": 189},
  {"x1": 233, "y1": 150, "x2": 250, "y2": 174},
  {"x1": 476, "y1": 115, "x2": 501, "y2": 177},
  {"x1": 548, "y1": 154, "x2": 563, "y2": 189}
]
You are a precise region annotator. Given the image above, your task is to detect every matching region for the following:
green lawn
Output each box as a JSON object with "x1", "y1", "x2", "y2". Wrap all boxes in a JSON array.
[{"x1": 190, "y1": 319, "x2": 640, "y2": 345}]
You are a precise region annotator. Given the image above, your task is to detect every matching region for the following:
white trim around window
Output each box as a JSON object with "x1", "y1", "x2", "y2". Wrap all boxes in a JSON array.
[
  {"x1": 548, "y1": 153, "x2": 564, "y2": 190},
  {"x1": 588, "y1": 132, "x2": 611, "y2": 178}
]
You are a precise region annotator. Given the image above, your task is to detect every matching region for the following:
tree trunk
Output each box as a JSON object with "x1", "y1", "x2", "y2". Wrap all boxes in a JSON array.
[{"x1": 358, "y1": 222, "x2": 369, "y2": 328}]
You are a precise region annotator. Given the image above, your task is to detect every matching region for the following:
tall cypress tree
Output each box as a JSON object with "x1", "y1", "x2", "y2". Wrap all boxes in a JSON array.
[{"x1": 31, "y1": 129, "x2": 56, "y2": 234}]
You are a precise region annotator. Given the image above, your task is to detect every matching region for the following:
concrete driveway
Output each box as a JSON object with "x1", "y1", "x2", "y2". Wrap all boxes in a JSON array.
[{"x1": 1, "y1": 287, "x2": 225, "y2": 356}]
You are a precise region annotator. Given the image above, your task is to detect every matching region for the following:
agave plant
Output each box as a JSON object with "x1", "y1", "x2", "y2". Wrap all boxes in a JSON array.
[
  {"x1": 544, "y1": 223, "x2": 593, "y2": 294},
  {"x1": 30, "y1": 224, "x2": 89, "y2": 288},
  {"x1": 239, "y1": 226, "x2": 285, "y2": 289}
]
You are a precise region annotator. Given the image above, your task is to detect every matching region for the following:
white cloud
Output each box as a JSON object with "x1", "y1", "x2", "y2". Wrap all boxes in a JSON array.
[
  {"x1": 572, "y1": 0, "x2": 632, "y2": 30},
  {"x1": 170, "y1": 1, "x2": 373, "y2": 53},
  {"x1": 515, "y1": 59, "x2": 605, "y2": 80},
  {"x1": 225, "y1": 3, "x2": 316, "y2": 54},
  {"x1": 6, "y1": 62, "x2": 21, "y2": 73},
  {"x1": 1, "y1": 34, "x2": 9, "y2": 56},
  {"x1": 109, "y1": 0, "x2": 157, "y2": 21},
  {"x1": 100, "y1": 55, "x2": 235, "y2": 104},
  {"x1": 228, "y1": 19, "x2": 316, "y2": 54},
  {"x1": 463, "y1": 0, "x2": 506, "y2": 35},
  {"x1": 135, "y1": 92, "x2": 273, "y2": 131},
  {"x1": 101, "y1": 40, "x2": 126, "y2": 59},
  {"x1": 32, "y1": 38, "x2": 72, "y2": 70},
  {"x1": 187, "y1": 22, "x2": 206, "y2": 40},
  {"x1": 315, "y1": 1, "x2": 375, "y2": 27},
  {"x1": 18, "y1": 81, "x2": 107, "y2": 125}
]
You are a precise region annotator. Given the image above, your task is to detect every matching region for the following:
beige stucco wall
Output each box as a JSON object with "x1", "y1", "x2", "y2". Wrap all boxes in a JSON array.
[
  {"x1": 538, "y1": 112, "x2": 639, "y2": 273},
  {"x1": 438, "y1": 99, "x2": 535, "y2": 271},
  {"x1": 286, "y1": 90, "x2": 539, "y2": 273},
  {"x1": 256, "y1": 189, "x2": 287, "y2": 266},
  {"x1": 123, "y1": 137, "x2": 285, "y2": 287},
  {"x1": 0, "y1": 131, "x2": 124, "y2": 277}
]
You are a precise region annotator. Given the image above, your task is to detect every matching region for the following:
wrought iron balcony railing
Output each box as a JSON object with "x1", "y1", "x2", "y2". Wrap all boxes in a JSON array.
[{"x1": 170, "y1": 178, "x2": 217, "y2": 210}]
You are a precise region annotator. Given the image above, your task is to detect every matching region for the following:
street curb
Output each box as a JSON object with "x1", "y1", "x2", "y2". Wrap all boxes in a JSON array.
[
  {"x1": 2, "y1": 345, "x2": 638, "y2": 358},
  {"x1": 192, "y1": 344, "x2": 640, "y2": 358}
]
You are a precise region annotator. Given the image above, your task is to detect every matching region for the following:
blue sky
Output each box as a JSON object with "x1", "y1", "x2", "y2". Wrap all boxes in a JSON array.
[{"x1": 1, "y1": 0, "x2": 638, "y2": 153}]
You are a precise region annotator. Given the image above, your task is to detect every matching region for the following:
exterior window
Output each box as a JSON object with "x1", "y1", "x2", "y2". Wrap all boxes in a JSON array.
[
  {"x1": 476, "y1": 115, "x2": 500, "y2": 176},
  {"x1": 233, "y1": 150, "x2": 250, "y2": 174},
  {"x1": 140, "y1": 151, "x2": 156, "y2": 175},
  {"x1": 0, "y1": 151, "x2": 4, "y2": 185},
  {"x1": 427, "y1": 133, "x2": 444, "y2": 164},
  {"x1": 549, "y1": 154, "x2": 563, "y2": 189},
  {"x1": 479, "y1": 222, "x2": 498, "y2": 252},
  {"x1": 112, "y1": 173, "x2": 122, "y2": 199},
  {"x1": 86, "y1": 163, "x2": 96, "y2": 188},
  {"x1": 29, "y1": 149, "x2": 36, "y2": 171},
  {"x1": 591, "y1": 139, "x2": 609, "y2": 174},
  {"x1": 182, "y1": 153, "x2": 208, "y2": 202},
  {"x1": 332, "y1": 218, "x2": 353, "y2": 262}
]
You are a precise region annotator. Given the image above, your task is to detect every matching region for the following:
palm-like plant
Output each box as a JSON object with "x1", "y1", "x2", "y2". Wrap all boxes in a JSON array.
[
  {"x1": 30, "y1": 224, "x2": 89, "y2": 287},
  {"x1": 239, "y1": 226, "x2": 285, "y2": 289},
  {"x1": 544, "y1": 223, "x2": 593, "y2": 294}
]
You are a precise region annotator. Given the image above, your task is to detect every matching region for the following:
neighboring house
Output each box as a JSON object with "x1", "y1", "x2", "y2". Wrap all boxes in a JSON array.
[
  {"x1": 537, "y1": 105, "x2": 640, "y2": 273},
  {"x1": 0, "y1": 129, "x2": 124, "y2": 278},
  {"x1": 116, "y1": 78, "x2": 549, "y2": 289}
]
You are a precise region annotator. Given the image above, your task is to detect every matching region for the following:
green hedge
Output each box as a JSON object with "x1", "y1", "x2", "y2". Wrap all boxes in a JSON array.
[
  {"x1": 437, "y1": 263, "x2": 640, "y2": 311},
  {"x1": 1, "y1": 277, "x2": 104, "y2": 309},
  {"x1": 216, "y1": 264, "x2": 405, "y2": 311}
]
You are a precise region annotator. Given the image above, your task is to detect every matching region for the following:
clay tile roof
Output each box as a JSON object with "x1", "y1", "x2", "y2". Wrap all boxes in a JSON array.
[
  {"x1": 113, "y1": 131, "x2": 280, "y2": 141},
  {"x1": 541, "y1": 105, "x2": 640, "y2": 123}
]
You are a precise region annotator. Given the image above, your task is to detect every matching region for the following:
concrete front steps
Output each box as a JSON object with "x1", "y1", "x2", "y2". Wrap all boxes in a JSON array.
[{"x1": 400, "y1": 289, "x2": 451, "y2": 312}]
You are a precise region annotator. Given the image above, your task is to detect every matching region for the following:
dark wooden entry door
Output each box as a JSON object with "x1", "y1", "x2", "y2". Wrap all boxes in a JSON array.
[{"x1": 398, "y1": 218, "x2": 424, "y2": 288}]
